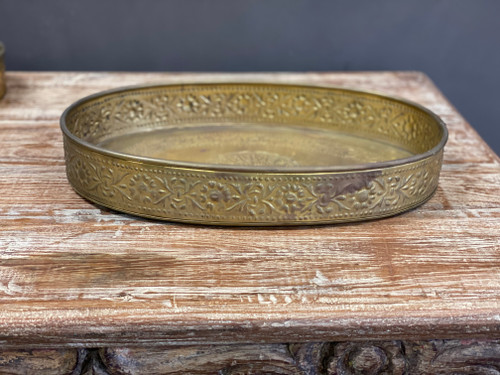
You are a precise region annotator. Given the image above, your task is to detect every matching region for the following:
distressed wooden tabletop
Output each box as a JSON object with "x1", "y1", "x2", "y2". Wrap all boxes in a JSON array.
[{"x1": 0, "y1": 72, "x2": 499, "y2": 349}]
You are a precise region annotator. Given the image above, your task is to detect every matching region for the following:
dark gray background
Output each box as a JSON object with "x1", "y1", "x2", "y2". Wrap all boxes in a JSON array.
[{"x1": 1, "y1": 0, "x2": 499, "y2": 153}]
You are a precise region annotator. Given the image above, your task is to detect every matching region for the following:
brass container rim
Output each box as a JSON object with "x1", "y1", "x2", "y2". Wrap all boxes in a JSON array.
[{"x1": 60, "y1": 82, "x2": 448, "y2": 174}]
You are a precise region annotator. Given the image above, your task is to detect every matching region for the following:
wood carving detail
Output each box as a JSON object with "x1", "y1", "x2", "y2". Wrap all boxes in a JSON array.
[
  {"x1": 95, "y1": 340, "x2": 500, "y2": 375},
  {"x1": 325, "y1": 341, "x2": 407, "y2": 375},
  {"x1": 3, "y1": 339, "x2": 495, "y2": 375},
  {"x1": 0, "y1": 348, "x2": 84, "y2": 375}
]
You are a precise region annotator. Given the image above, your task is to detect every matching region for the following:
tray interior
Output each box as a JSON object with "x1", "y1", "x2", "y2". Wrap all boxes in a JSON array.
[
  {"x1": 99, "y1": 123, "x2": 413, "y2": 167},
  {"x1": 65, "y1": 83, "x2": 444, "y2": 170}
]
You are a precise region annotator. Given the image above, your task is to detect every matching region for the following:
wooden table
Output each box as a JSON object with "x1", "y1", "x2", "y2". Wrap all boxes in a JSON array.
[{"x1": 0, "y1": 72, "x2": 499, "y2": 374}]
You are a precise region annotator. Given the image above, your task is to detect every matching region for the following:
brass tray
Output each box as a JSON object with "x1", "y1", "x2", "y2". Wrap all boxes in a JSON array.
[
  {"x1": 61, "y1": 83, "x2": 447, "y2": 226},
  {"x1": 0, "y1": 42, "x2": 5, "y2": 99}
]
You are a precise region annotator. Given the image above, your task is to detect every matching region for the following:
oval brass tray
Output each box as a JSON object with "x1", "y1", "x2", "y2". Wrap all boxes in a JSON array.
[{"x1": 61, "y1": 83, "x2": 447, "y2": 226}]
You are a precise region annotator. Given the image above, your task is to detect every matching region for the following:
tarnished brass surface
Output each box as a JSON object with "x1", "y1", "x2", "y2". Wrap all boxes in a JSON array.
[
  {"x1": 0, "y1": 43, "x2": 5, "y2": 100},
  {"x1": 60, "y1": 83, "x2": 447, "y2": 225}
]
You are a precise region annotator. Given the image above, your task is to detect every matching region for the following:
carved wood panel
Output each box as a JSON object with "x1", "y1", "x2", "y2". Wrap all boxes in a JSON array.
[{"x1": 1, "y1": 340, "x2": 499, "y2": 375}]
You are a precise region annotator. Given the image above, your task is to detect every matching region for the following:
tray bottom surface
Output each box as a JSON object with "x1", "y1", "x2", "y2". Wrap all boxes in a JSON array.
[{"x1": 99, "y1": 123, "x2": 413, "y2": 168}]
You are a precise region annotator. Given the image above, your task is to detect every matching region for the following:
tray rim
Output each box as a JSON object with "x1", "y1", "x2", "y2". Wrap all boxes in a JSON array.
[{"x1": 60, "y1": 82, "x2": 448, "y2": 174}]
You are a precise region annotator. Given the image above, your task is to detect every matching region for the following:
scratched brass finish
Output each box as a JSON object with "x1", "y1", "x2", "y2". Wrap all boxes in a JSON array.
[
  {"x1": 0, "y1": 43, "x2": 5, "y2": 100},
  {"x1": 60, "y1": 83, "x2": 447, "y2": 225}
]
